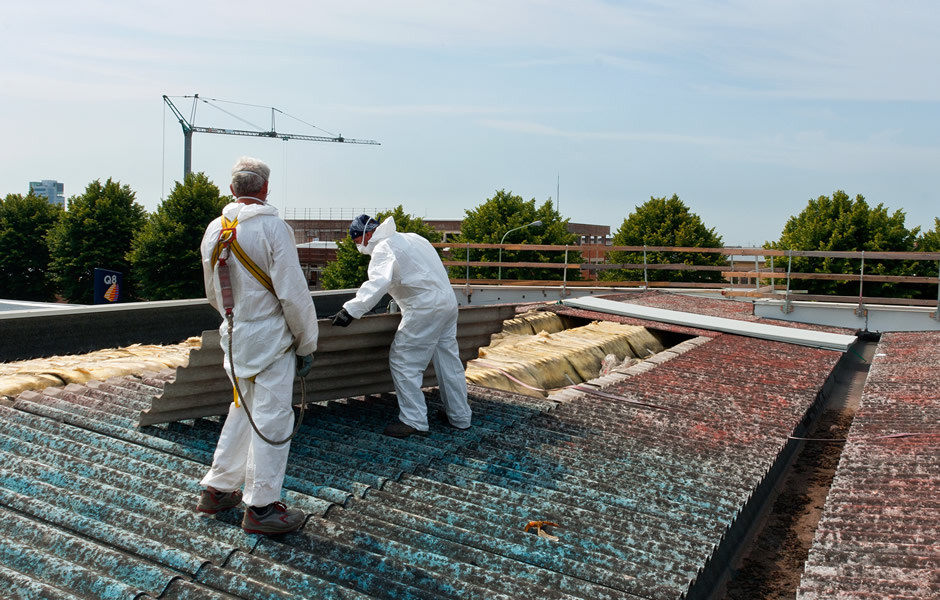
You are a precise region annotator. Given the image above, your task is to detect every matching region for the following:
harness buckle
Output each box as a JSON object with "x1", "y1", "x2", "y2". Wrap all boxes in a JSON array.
[{"x1": 219, "y1": 226, "x2": 237, "y2": 246}]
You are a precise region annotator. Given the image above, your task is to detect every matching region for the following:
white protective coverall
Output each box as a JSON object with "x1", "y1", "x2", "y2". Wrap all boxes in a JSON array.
[
  {"x1": 199, "y1": 201, "x2": 318, "y2": 507},
  {"x1": 343, "y1": 217, "x2": 471, "y2": 431}
]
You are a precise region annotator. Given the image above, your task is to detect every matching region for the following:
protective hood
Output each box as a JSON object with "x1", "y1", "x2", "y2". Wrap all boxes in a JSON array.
[
  {"x1": 222, "y1": 200, "x2": 279, "y2": 222},
  {"x1": 358, "y1": 216, "x2": 396, "y2": 255}
]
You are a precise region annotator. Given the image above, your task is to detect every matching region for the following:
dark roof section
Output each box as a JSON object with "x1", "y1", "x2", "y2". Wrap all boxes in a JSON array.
[
  {"x1": 796, "y1": 330, "x2": 940, "y2": 599},
  {"x1": 0, "y1": 298, "x2": 849, "y2": 599}
]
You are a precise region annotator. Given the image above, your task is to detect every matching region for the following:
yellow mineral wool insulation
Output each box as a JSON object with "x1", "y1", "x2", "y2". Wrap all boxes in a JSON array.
[
  {"x1": 464, "y1": 362, "x2": 549, "y2": 397},
  {"x1": 501, "y1": 310, "x2": 565, "y2": 335},
  {"x1": 582, "y1": 320, "x2": 665, "y2": 357},
  {"x1": 467, "y1": 320, "x2": 662, "y2": 398},
  {"x1": 490, "y1": 310, "x2": 566, "y2": 346},
  {"x1": 504, "y1": 331, "x2": 602, "y2": 383},
  {"x1": 0, "y1": 337, "x2": 202, "y2": 399},
  {"x1": 507, "y1": 322, "x2": 643, "y2": 381},
  {"x1": 626, "y1": 325, "x2": 665, "y2": 357},
  {"x1": 0, "y1": 374, "x2": 67, "y2": 398},
  {"x1": 478, "y1": 334, "x2": 574, "y2": 388}
]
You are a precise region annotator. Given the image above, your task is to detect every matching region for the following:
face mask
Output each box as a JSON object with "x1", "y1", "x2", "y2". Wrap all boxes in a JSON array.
[
  {"x1": 355, "y1": 218, "x2": 375, "y2": 254},
  {"x1": 357, "y1": 238, "x2": 373, "y2": 255}
]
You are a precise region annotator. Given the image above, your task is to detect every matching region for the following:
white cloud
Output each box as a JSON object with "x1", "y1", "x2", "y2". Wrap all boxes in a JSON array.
[{"x1": 6, "y1": 1, "x2": 940, "y2": 101}]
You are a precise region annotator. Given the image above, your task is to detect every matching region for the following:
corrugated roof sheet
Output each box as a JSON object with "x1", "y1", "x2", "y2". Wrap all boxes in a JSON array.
[
  {"x1": 796, "y1": 331, "x2": 940, "y2": 600},
  {"x1": 562, "y1": 296, "x2": 857, "y2": 351},
  {"x1": 0, "y1": 297, "x2": 853, "y2": 600},
  {"x1": 143, "y1": 305, "x2": 514, "y2": 425}
]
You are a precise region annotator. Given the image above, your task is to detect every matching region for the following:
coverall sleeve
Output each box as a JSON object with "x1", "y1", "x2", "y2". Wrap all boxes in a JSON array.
[
  {"x1": 200, "y1": 223, "x2": 221, "y2": 313},
  {"x1": 342, "y1": 245, "x2": 396, "y2": 319},
  {"x1": 269, "y1": 221, "x2": 319, "y2": 356}
]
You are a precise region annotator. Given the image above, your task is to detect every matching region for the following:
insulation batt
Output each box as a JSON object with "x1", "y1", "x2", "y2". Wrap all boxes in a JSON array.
[
  {"x1": 467, "y1": 312, "x2": 663, "y2": 397},
  {"x1": 0, "y1": 338, "x2": 201, "y2": 399}
]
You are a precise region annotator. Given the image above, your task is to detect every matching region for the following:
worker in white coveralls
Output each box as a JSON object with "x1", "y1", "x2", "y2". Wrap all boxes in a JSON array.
[
  {"x1": 195, "y1": 156, "x2": 318, "y2": 536},
  {"x1": 331, "y1": 214, "x2": 472, "y2": 437}
]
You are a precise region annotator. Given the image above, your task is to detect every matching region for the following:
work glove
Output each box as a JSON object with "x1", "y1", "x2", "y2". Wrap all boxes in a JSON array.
[
  {"x1": 332, "y1": 308, "x2": 354, "y2": 327},
  {"x1": 296, "y1": 353, "x2": 314, "y2": 378}
]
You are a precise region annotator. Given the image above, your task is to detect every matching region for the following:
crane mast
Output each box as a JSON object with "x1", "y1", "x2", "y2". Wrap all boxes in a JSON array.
[{"x1": 163, "y1": 94, "x2": 380, "y2": 178}]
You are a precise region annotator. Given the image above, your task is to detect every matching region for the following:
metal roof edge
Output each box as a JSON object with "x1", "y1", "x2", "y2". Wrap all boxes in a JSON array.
[{"x1": 562, "y1": 297, "x2": 857, "y2": 352}]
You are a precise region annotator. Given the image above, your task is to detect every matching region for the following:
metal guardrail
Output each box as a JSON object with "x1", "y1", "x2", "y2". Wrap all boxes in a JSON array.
[{"x1": 435, "y1": 243, "x2": 940, "y2": 319}]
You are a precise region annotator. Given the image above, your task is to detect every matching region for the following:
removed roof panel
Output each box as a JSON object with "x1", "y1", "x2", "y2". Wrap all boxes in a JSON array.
[{"x1": 562, "y1": 296, "x2": 857, "y2": 352}]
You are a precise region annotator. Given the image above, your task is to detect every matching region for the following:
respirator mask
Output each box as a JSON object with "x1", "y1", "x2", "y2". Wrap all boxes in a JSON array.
[{"x1": 356, "y1": 217, "x2": 375, "y2": 255}]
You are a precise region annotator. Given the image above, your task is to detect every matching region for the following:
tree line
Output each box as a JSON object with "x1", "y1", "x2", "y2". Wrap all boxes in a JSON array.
[
  {"x1": 1, "y1": 173, "x2": 938, "y2": 304},
  {"x1": 1, "y1": 174, "x2": 226, "y2": 303}
]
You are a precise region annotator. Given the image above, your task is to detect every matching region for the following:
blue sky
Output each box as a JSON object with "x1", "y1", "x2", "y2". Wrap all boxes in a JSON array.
[{"x1": 2, "y1": 1, "x2": 938, "y2": 246}]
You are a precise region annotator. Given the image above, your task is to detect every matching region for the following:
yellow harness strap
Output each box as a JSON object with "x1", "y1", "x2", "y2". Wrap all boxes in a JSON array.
[
  {"x1": 211, "y1": 216, "x2": 275, "y2": 294},
  {"x1": 230, "y1": 346, "x2": 290, "y2": 406},
  {"x1": 212, "y1": 215, "x2": 273, "y2": 406},
  {"x1": 231, "y1": 375, "x2": 258, "y2": 407}
]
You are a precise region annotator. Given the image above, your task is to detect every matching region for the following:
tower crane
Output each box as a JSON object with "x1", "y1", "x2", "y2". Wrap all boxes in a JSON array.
[{"x1": 163, "y1": 94, "x2": 380, "y2": 178}]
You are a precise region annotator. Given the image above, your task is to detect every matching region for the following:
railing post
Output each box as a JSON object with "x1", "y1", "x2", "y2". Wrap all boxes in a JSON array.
[
  {"x1": 855, "y1": 251, "x2": 866, "y2": 317},
  {"x1": 770, "y1": 255, "x2": 775, "y2": 294},
  {"x1": 643, "y1": 245, "x2": 648, "y2": 290},
  {"x1": 562, "y1": 245, "x2": 569, "y2": 296},
  {"x1": 465, "y1": 242, "x2": 470, "y2": 290},
  {"x1": 754, "y1": 255, "x2": 760, "y2": 291},
  {"x1": 933, "y1": 259, "x2": 940, "y2": 320},
  {"x1": 730, "y1": 255, "x2": 736, "y2": 291},
  {"x1": 782, "y1": 250, "x2": 793, "y2": 314}
]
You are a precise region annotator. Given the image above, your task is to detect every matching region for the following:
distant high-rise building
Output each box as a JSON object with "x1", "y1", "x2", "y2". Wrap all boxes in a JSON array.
[{"x1": 29, "y1": 180, "x2": 65, "y2": 206}]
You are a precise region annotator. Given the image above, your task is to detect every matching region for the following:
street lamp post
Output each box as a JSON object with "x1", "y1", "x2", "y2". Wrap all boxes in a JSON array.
[{"x1": 498, "y1": 220, "x2": 542, "y2": 280}]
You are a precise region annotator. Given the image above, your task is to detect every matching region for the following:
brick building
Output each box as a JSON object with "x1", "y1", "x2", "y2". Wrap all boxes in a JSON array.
[{"x1": 285, "y1": 213, "x2": 610, "y2": 288}]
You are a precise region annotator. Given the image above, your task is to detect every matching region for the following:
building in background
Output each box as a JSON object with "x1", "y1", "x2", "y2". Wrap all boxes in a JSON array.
[
  {"x1": 295, "y1": 240, "x2": 338, "y2": 288},
  {"x1": 284, "y1": 208, "x2": 394, "y2": 243},
  {"x1": 286, "y1": 212, "x2": 611, "y2": 288},
  {"x1": 29, "y1": 180, "x2": 65, "y2": 207}
]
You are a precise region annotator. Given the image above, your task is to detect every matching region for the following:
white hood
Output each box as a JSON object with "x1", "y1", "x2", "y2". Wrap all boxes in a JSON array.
[
  {"x1": 359, "y1": 216, "x2": 396, "y2": 255},
  {"x1": 222, "y1": 201, "x2": 279, "y2": 222}
]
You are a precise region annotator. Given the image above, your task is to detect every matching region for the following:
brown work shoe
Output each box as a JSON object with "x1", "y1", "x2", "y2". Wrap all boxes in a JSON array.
[
  {"x1": 383, "y1": 421, "x2": 430, "y2": 438},
  {"x1": 436, "y1": 409, "x2": 470, "y2": 430},
  {"x1": 196, "y1": 487, "x2": 243, "y2": 514},
  {"x1": 241, "y1": 502, "x2": 305, "y2": 535}
]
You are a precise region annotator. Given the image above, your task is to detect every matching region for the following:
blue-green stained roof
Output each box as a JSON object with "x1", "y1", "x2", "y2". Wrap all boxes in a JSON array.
[{"x1": 0, "y1": 318, "x2": 849, "y2": 599}]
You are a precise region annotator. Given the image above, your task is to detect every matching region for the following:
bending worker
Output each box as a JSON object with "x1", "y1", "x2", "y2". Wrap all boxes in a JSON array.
[
  {"x1": 196, "y1": 156, "x2": 318, "y2": 536},
  {"x1": 332, "y1": 214, "x2": 472, "y2": 437}
]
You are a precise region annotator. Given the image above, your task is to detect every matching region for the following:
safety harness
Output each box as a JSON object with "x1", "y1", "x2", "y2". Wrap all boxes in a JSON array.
[
  {"x1": 214, "y1": 215, "x2": 305, "y2": 446},
  {"x1": 211, "y1": 216, "x2": 275, "y2": 295}
]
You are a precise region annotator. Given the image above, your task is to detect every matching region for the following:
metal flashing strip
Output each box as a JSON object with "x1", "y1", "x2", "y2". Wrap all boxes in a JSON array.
[{"x1": 562, "y1": 296, "x2": 857, "y2": 352}]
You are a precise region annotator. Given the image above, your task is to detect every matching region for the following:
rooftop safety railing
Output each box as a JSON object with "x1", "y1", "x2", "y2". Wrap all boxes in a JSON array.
[{"x1": 435, "y1": 243, "x2": 940, "y2": 318}]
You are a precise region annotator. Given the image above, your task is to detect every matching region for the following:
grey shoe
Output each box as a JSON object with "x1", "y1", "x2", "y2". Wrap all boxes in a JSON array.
[
  {"x1": 241, "y1": 502, "x2": 305, "y2": 535},
  {"x1": 196, "y1": 487, "x2": 243, "y2": 514},
  {"x1": 383, "y1": 421, "x2": 430, "y2": 438}
]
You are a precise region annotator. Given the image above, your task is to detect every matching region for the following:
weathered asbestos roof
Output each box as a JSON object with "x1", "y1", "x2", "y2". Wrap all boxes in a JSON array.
[
  {"x1": 0, "y1": 291, "x2": 875, "y2": 599},
  {"x1": 797, "y1": 330, "x2": 940, "y2": 600},
  {"x1": 0, "y1": 335, "x2": 849, "y2": 596}
]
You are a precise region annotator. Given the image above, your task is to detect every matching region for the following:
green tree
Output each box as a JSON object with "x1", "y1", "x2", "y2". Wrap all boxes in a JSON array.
[
  {"x1": 453, "y1": 189, "x2": 577, "y2": 281},
  {"x1": 916, "y1": 218, "x2": 940, "y2": 252},
  {"x1": 47, "y1": 179, "x2": 148, "y2": 304},
  {"x1": 601, "y1": 194, "x2": 725, "y2": 283},
  {"x1": 913, "y1": 217, "x2": 940, "y2": 300},
  {"x1": 767, "y1": 190, "x2": 918, "y2": 297},
  {"x1": 0, "y1": 192, "x2": 62, "y2": 301},
  {"x1": 128, "y1": 173, "x2": 228, "y2": 300},
  {"x1": 320, "y1": 205, "x2": 442, "y2": 290}
]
